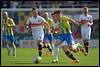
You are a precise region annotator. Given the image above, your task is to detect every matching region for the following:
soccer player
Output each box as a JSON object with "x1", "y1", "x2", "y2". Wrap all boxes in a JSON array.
[
  {"x1": 52, "y1": 10, "x2": 85, "y2": 63},
  {"x1": 25, "y1": 7, "x2": 51, "y2": 59},
  {"x1": 41, "y1": 12, "x2": 54, "y2": 55},
  {"x1": 51, "y1": 10, "x2": 80, "y2": 63},
  {"x1": 79, "y1": 7, "x2": 93, "y2": 55},
  {"x1": 2, "y1": 11, "x2": 16, "y2": 57}
]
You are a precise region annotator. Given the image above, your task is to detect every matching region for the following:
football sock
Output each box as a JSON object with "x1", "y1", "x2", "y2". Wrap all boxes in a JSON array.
[
  {"x1": 53, "y1": 46, "x2": 59, "y2": 61},
  {"x1": 38, "y1": 43, "x2": 42, "y2": 57},
  {"x1": 13, "y1": 46, "x2": 16, "y2": 57},
  {"x1": 47, "y1": 44, "x2": 52, "y2": 52},
  {"x1": 65, "y1": 51, "x2": 76, "y2": 60},
  {"x1": 84, "y1": 42, "x2": 89, "y2": 53},
  {"x1": 6, "y1": 44, "x2": 10, "y2": 56}
]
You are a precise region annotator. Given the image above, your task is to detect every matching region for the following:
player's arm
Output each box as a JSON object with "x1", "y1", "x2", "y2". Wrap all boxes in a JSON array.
[
  {"x1": 7, "y1": 18, "x2": 15, "y2": 27},
  {"x1": 65, "y1": 16, "x2": 80, "y2": 26},
  {"x1": 88, "y1": 20, "x2": 93, "y2": 26},
  {"x1": 1, "y1": 19, "x2": 5, "y2": 33},
  {"x1": 87, "y1": 16, "x2": 93, "y2": 26},
  {"x1": 43, "y1": 21, "x2": 51, "y2": 34},
  {"x1": 25, "y1": 18, "x2": 32, "y2": 33},
  {"x1": 41, "y1": 17, "x2": 51, "y2": 34},
  {"x1": 49, "y1": 19, "x2": 53, "y2": 31}
]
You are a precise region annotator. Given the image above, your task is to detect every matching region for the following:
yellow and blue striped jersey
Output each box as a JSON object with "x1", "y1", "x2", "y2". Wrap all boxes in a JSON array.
[
  {"x1": 2, "y1": 17, "x2": 15, "y2": 35},
  {"x1": 44, "y1": 17, "x2": 53, "y2": 33},
  {"x1": 58, "y1": 16, "x2": 75, "y2": 34}
]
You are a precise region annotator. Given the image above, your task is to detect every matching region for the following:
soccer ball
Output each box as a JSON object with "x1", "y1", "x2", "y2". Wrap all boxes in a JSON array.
[{"x1": 33, "y1": 56, "x2": 42, "y2": 63}]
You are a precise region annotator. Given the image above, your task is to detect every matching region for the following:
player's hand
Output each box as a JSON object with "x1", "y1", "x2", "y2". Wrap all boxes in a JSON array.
[
  {"x1": 48, "y1": 30, "x2": 52, "y2": 34},
  {"x1": 87, "y1": 23, "x2": 92, "y2": 26}
]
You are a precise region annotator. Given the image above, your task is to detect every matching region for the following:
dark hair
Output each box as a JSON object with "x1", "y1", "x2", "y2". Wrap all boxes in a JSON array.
[
  {"x1": 53, "y1": 10, "x2": 61, "y2": 14},
  {"x1": 32, "y1": 7, "x2": 37, "y2": 11},
  {"x1": 51, "y1": 13, "x2": 54, "y2": 16},
  {"x1": 83, "y1": 6, "x2": 88, "y2": 9}
]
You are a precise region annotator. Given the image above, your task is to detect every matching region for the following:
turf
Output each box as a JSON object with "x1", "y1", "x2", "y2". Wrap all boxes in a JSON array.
[{"x1": 1, "y1": 48, "x2": 99, "y2": 66}]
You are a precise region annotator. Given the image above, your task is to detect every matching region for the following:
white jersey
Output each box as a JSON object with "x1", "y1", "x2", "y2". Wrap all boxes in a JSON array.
[
  {"x1": 79, "y1": 14, "x2": 93, "y2": 26},
  {"x1": 52, "y1": 21, "x2": 60, "y2": 33},
  {"x1": 79, "y1": 14, "x2": 93, "y2": 40},
  {"x1": 26, "y1": 15, "x2": 46, "y2": 40}
]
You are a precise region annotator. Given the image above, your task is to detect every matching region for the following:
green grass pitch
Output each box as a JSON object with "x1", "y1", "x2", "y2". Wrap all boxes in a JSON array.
[{"x1": 1, "y1": 48, "x2": 99, "y2": 66}]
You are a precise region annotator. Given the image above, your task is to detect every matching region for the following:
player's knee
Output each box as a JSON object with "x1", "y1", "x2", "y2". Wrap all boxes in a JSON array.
[
  {"x1": 38, "y1": 43, "x2": 42, "y2": 50},
  {"x1": 56, "y1": 39, "x2": 62, "y2": 46},
  {"x1": 84, "y1": 41, "x2": 89, "y2": 46},
  {"x1": 65, "y1": 50, "x2": 72, "y2": 56}
]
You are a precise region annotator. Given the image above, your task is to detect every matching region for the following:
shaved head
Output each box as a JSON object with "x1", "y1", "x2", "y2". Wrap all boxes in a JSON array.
[
  {"x1": 3, "y1": 11, "x2": 8, "y2": 18},
  {"x1": 42, "y1": 12, "x2": 49, "y2": 19}
]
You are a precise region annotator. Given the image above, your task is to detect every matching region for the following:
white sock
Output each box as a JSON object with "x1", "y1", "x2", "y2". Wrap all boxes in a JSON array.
[
  {"x1": 13, "y1": 45, "x2": 16, "y2": 57},
  {"x1": 72, "y1": 43, "x2": 78, "y2": 50},
  {"x1": 6, "y1": 44, "x2": 10, "y2": 56},
  {"x1": 53, "y1": 45, "x2": 59, "y2": 61}
]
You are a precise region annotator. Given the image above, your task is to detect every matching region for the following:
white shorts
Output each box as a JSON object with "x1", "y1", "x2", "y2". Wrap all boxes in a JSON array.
[
  {"x1": 81, "y1": 25, "x2": 91, "y2": 40},
  {"x1": 32, "y1": 31, "x2": 44, "y2": 41}
]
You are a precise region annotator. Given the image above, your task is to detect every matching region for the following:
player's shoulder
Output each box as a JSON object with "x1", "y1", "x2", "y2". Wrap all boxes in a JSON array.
[
  {"x1": 8, "y1": 17, "x2": 14, "y2": 22},
  {"x1": 87, "y1": 14, "x2": 93, "y2": 18},
  {"x1": 61, "y1": 16, "x2": 68, "y2": 21},
  {"x1": 29, "y1": 16, "x2": 33, "y2": 19},
  {"x1": 80, "y1": 14, "x2": 84, "y2": 17},
  {"x1": 48, "y1": 18, "x2": 53, "y2": 22},
  {"x1": 37, "y1": 15, "x2": 45, "y2": 20}
]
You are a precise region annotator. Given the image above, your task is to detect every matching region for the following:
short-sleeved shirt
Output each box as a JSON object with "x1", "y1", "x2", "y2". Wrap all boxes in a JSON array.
[
  {"x1": 58, "y1": 16, "x2": 72, "y2": 34},
  {"x1": 79, "y1": 14, "x2": 93, "y2": 26},
  {"x1": 2, "y1": 17, "x2": 15, "y2": 35},
  {"x1": 26, "y1": 15, "x2": 47, "y2": 33}
]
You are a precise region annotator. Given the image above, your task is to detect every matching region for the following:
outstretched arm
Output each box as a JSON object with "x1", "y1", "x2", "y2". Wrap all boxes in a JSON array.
[{"x1": 67, "y1": 17, "x2": 80, "y2": 26}]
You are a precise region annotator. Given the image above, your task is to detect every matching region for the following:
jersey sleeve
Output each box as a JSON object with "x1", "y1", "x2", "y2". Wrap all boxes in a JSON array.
[
  {"x1": 90, "y1": 15, "x2": 93, "y2": 22},
  {"x1": 7, "y1": 18, "x2": 15, "y2": 27},
  {"x1": 48, "y1": 18, "x2": 53, "y2": 27},
  {"x1": 26, "y1": 18, "x2": 30, "y2": 25},
  {"x1": 64, "y1": 16, "x2": 76, "y2": 23},
  {"x1": 41, "y1": 17, "x2": 47, "y2": 23}
]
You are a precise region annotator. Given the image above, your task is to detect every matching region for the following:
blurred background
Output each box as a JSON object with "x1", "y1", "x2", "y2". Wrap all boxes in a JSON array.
[{"x1": 1, "y1": 1, "x2": 99, "y2": 48}]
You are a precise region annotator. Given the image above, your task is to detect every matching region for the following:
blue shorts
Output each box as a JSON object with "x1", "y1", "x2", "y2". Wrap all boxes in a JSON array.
[
  {"x1": 58, "y1": 33, "x2": 75, "y2": 45},
  {"x1": 3, "y1": 33, "x2": 15, "y2": 42},
  {"x1": 44, "y1": 34, "x2": 54, "y2": 42}
]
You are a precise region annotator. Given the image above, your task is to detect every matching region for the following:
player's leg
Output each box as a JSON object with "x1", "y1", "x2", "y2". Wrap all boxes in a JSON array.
[
  {"x1": 46, "y1": 34, "x2": 54, "y2": 55},
  {"x1": 62, "y1": 45, "x2": 79, "y2": 63},
  {"x1": 52, "y1": 39, "x2": 61, "y2": 63},
  {"x1": 3, "y1": 34, "x2": 10, "y2": 56},
  {"x1": 53, "y1": 34, "x2": 78, "y2": 63},
  {"x1": 32, "y1": 31, "x2": 44, "y2": 57},
  {"x1": 9, "y1": 35, "x2": 16, "y2": 57},
  {"x1": 11, "y1": 42, "x2": 16, "y2": 57},
  {"x1": 72, "y1": 43, "x2": 87, "y2": 56},
  {"x1": 43, "y1": 34, "x2": 52, "y2": 54},
  {"x1": 83, "y1": 39, "x2": 89, "y2": 54},
  {"x1": 52, "y1": 33, "x2": 59, "y2": 63},
  {"x1": 38, "y1": 40, "x2": 43, "y2": 57},
  {"x1": 5, "y1": 40, "x2": 10, "y2": 56},
  {"x1": 83, "y1": 28, "x2": 91, "y2": 54},
  {"x1": 49, "y1": 34, "x2": 54, "y2": 50},
  {"x1": 63, "y1": 33, "x2": 79, "y2": 63}
]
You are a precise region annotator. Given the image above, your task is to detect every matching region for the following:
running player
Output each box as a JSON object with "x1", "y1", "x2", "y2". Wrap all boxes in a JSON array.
[
  {"x1": 79, "y1": 7, "x2": 93, "y2": 55},
  {"x1": 41, "y1": 12, "x2": 54, "y2": 55},
  {"x1": 25, "y1": 7, "x2": 51, "y2": 59},
  {"x1": 52, "y1": 11, "x2": 86, "y2": 63},
  {"x1": 2, "y1": 11, "x2": 16, "y2": 57},
  {"x1": 51, "y1": 10, "x2": 80, "y2": 63}
]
